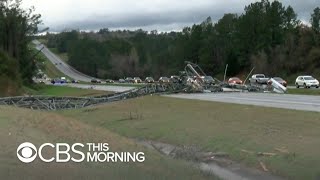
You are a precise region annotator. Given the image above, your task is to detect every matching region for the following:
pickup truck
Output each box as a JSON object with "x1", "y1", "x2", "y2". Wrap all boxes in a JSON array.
[{"x1": 249, "y1": 74, "x2": 269, "y2": 84}]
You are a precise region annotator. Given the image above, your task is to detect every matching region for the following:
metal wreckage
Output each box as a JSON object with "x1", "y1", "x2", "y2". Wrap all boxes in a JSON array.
[{"x1": 0, "y1": 62, "x2": 287, "y2": 111}]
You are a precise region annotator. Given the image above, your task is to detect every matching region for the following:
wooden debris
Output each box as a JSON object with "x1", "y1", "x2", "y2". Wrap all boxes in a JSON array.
[
  {"x1": 211, "y1": 152, "x2": 229, "y2": 157},
  {"x1": 197, "y1": 152, "x2": 229, "y2": 161},
  {"x1": 259, "y1": 161, "x2": 269, "y2": 172},
  {"x1": 274, "y1": 148, "x2": 289, "y2": 154},
  {"x1": 241, "y1": 149, "x2": 254, "y2": 154},
  {"x1": 257, "y1": 152, "x2": 276, "y2": 156}
]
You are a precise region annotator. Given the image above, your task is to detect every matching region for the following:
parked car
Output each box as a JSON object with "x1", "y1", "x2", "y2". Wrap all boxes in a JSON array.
[
  {"x1": 105, "y1": 79, "x2": 115, "y2": 83},
  {"x1": 71, "y1": 80, "x2": 79, "y2": 83},
  {"x1": 133, "y1": 77, "x2": 142, "y2": 83},
  {"x1": 159, "y1": 77, "x2": 170, "y2": 83},
  {"x1": 51, "y1": 79, "x2": 62, "y2": 84},
  {"x1": 60, "y1": 77, "x2": 67, "y2": 83},
  {"x1": 249, "y1": 74, "x2": 269, "y2": 84},
  {"x1": 295, "y1": 76, "x2": 319, "y2": 88},
  {"x1": 125, "y1": 77, "x2": 134, "y2": 83},
  {"x1": 91, "y1": 79, "x2": 101, "y2": 83},
  {"x1": 145, "y1": 77, "x2": 155, "y2": 83},
  {"x1": 228, "y1": 77, "x2": 243, "y2": 85},
  {"x1": 119, "y1": 79, "x2": 126, "y2": 83},
  {"x1": 268, "y1": 77, "x2": 287, "y2": 87}
]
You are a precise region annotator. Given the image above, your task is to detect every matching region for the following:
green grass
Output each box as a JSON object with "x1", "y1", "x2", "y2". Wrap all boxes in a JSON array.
[
  {"x1": 288, "y1": 88, "x2": 320, "y2": 95},
  {"x1": 0, "y1": 106, "x2": 214, "y2": 180},
  {"x1": 61, "y1": 96, "x2": 320, "y2": 180},
  {"x1": 25, "y1": 85, "x2": 108, "y2": 97}
]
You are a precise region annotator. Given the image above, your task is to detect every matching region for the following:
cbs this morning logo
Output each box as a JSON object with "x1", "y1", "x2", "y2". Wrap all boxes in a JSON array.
[{"x1": 17, "y1": 142, "x2": 145, "y2": 163}]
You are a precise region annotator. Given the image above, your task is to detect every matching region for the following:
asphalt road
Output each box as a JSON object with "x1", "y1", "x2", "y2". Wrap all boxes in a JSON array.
[
  {"x1": 287, "y1": 85, "x2": 320, "y2": 90},
  {"x1": 33, "y1": 40, "x2": 96, "y2": 82},
  {"x1": 167, "y1": 92, "x2": 320, "y2": 112}
]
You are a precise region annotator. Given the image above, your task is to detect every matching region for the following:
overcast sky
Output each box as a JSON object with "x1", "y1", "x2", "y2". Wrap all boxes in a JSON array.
[{"x1": 22, "y1": 0, "x2": 319, "y2": 32}]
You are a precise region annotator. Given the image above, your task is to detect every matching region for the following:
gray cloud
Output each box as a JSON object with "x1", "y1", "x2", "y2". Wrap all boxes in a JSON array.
[{"x1": 24, "y1": 0, "x2": 319, "y2": 32}]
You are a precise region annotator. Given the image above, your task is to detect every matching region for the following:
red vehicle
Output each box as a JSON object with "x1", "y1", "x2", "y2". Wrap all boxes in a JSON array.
[
  {"x1": 268, "y1": 77, "x2": 287, "y2": 87},
  {"x1": 228, "y1": 77, "x2": 243, "y2": 85}
]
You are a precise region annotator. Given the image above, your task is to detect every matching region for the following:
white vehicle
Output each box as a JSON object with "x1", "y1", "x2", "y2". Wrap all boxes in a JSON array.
[
  {"x1": 295, "y1": 76, "x2": 319, "y2": 88},
  {"x1": 249, "y1": 74, "x2": 269, "y2": 84}
]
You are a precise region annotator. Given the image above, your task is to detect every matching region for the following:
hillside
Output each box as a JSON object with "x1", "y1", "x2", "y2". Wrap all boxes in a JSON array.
[{"x1": 0, "y1": 106, "x2": 214, "y2": 180}]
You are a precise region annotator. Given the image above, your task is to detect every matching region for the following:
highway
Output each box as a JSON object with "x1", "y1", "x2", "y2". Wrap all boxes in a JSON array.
[
  {"x1": 33, "y1": 40, "x2": 96, "y2": 82},
  {"x1": 53, "y1": 83, "x2": 320, "y2": 112},
  {"x1": 34, "y1": 41, "x2": 320, "y2": 112},
  {"x1": 167, "y1": 93, "x2": 320, "y2": 112}
]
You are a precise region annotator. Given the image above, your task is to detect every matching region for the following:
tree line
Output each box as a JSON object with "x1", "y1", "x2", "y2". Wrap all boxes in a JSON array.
[
  {"x1": 0, "y1": 0, "x2": 41, "y2": 96},
  {"x1": 45, "y1": 0, "x2": 320, "y2": 80}
]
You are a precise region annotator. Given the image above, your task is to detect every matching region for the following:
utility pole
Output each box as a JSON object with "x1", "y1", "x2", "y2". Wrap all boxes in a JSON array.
[{"x1": 223, "y1": 64, "x2": 228, "y2": 82}]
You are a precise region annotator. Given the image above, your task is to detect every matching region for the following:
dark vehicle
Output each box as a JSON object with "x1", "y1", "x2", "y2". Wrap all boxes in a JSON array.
[
  {"x1": 51, "y1": 79, "x2": 63, "y2": 84},
  {"x1": 145, "y1": 77, "x2": 155, "y2": 83},
  {"x1": 268, "y1": 77, "x2": 287, "y2": 87},
  {"x1": 201, "y1": 76, "x2": 215, "y2": 85},
  {"x1": 125, "y1": 77, "x2": 134, "y2": 83},
  {"x1": 106, "y1": 79, "x2": 115, "y2": 83},
  {"x1": 91, "y1": 79, "x2": 101, "y2": 83},
  {"x1": 71, "y1": 80, "x2": 80, "y2": 83},
  {"x1": 159, "y1": 77, "x2": 170, "y2": 83},
  {"x1": 133, "y1": 77, "x2": 142, "y2": 83},
  {"x1": 119, "y1": 79, "x2": 126, "y2": 83},
  {"x1": 228, "y1": 77, "x2": 243, "y2": 85}
]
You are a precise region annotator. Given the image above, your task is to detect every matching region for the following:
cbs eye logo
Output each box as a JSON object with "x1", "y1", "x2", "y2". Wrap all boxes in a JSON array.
[{"x1": 17, "y1": 142, "x2": 37, "y2": 163}]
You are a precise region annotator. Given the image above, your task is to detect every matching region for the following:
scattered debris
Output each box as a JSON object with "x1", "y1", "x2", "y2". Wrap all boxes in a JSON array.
[
  {"x1": 257, "y1": 152, "x2": 277, "y2": 157},
  {"x1": 0, "y1": 61, "x2": 288, "y2": 111},
  {"x1": 274, "y1": 148, "x2": 289, "y2": 154},
  {"x1": 259, "y1": 161, "x2": 269, "y2": 172},
  {"x1": 138, "y1": 140, "x2": 284, "y2": 180},
  {"x1": 241, "y1": 149, "x2": 277, "y2": 157},
  {"x1": 241, "y1": 149, "x2": 254, "y2": 154}
]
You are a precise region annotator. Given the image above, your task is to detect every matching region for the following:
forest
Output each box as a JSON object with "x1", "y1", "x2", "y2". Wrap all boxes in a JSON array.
[
  {"x1": 44, "y1": 0, "x2": 320, "y2": 80},
  {"x1": 0, "y1": 0, "x2": 41, "y2": 96}
]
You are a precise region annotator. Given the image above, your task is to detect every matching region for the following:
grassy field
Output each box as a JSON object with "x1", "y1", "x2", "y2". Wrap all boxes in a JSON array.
[
  {"x1": 61, "y1": 96, "x2": 320, "y2": 180},
  {"x1": 0, "y1": 106, "x2": 214, "y2": 180},
  {"x1": 288, "y1": 88, "x2": 320, "y2": 95},
  {"x1": 24, "y1": 85, "x2": 108, "y2": 97}
]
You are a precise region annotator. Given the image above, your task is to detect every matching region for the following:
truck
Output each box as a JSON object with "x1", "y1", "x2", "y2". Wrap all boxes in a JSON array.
[{"x1": 249, "y1": 74, "x2": 269, "y2": 85}]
